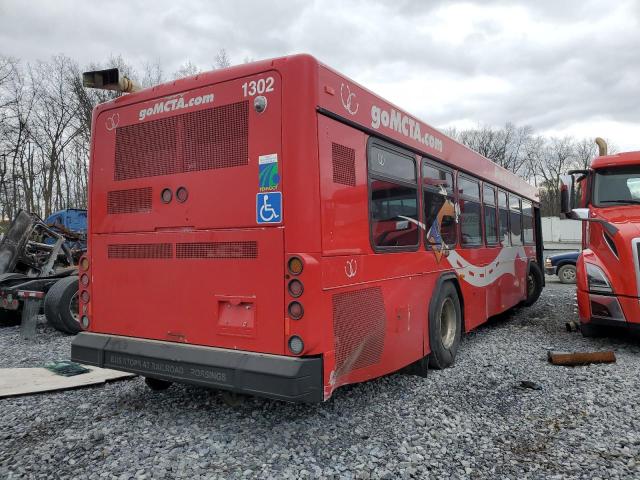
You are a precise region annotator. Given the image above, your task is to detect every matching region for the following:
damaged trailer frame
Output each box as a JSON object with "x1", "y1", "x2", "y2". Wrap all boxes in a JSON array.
[{"x1": 0, "y1": 210, "x2": 84, "y2": 336}]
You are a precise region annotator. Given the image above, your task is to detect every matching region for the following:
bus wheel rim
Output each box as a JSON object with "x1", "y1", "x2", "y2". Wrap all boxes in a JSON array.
[{"x1": 440, "y1": 297, "x2": 456, "y2": 349}]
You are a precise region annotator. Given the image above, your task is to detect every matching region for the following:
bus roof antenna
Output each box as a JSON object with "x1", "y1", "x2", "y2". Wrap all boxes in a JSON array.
[
  {"x1": 82, "y1": 68, "x2": 140, "y2": 93},
  {"x1": 595, "y1": 137, "x2": 608, "y2": 157}
]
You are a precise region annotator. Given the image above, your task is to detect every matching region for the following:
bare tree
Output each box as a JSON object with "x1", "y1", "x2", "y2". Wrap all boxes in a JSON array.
[
  {"x1": 173, "y1": 60, "x2": 200, "y2": 79},
  {"x1": 28, "y1": 56, "x2": 82, "y2": 217},
  {"x1": 214, "y1": 49, "x2": 231, "y2": 69}
]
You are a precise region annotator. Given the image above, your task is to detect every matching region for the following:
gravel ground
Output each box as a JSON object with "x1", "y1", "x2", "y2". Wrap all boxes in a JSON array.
[{"x1": 2, "y1": 277, "x2": 640, "y2": 479}]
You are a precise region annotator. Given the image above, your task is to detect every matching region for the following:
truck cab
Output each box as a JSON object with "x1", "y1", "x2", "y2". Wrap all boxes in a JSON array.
[{"x1": 561, "y1": 141, "x2": 640, "y2": 335}]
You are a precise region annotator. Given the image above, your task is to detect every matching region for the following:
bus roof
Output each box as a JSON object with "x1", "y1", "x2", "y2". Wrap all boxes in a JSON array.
[
  {"x1": 315, "y1": 59, "x2": 538, "y2": 201},
  {"x1": 93, "y1": 53, "x2": 538, "y2": 202}
]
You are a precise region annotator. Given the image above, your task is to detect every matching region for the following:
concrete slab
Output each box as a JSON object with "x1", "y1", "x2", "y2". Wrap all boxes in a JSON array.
[{"x1": 0, "y1": 366, "x2": 136, "y2": 398}]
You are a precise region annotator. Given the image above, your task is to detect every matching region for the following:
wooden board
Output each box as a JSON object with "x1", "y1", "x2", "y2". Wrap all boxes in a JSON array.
[{"x1": 0, "y1": 366, "x2": 136, "y2": 398}]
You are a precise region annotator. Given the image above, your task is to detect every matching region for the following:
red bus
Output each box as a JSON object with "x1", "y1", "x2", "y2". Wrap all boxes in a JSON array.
[
  {"x1": 71, "y1": 54, "x2": 543, "y2": 402},
  {"x1": 561, "y1": 140, "x2": 640, "y2": 336}
]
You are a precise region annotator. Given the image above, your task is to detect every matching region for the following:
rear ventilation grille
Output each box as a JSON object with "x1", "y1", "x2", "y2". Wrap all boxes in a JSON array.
[
  {"x1": 176, "y1": 241, "x2": 258, "y2": 259},
  {"x1": 332, "y1": 287, "x2": 386, "y2": 377},
  {"x1": 108, "y1": 243, "x2": 172, "y2": 259},
  {"x1": 115, "y1": 118, "x2": 178, "y2": 180},
  {"x1": 332, "y1": 143, "x2": 356, "y2": 186},
  {"x1": 183, "y1": 102, "x2": 249, "y2": 172},
  {"x1": 114, "y1": 101, "x2": 249, "y2": 181},
  {"x1": 107, "y1": 187, "x2": 152, "y2": 214}
]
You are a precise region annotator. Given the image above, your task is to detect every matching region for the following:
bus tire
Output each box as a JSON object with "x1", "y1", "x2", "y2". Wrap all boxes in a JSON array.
[
  {"x1": 522, "y1": 262, "x2": 543, "y2": 307},
  {"x1": 44, "y1": 276, "x2": 80, "y2": 334},
  {"x1": 145, "y1": 377, "x2": 172, "y2": 391},
  {"x1": 428, "y1": 281, "x2": 462, "y2": 370}
]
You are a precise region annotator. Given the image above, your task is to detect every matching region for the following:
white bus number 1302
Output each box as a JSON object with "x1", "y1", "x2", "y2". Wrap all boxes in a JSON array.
[{"x1": 242, "y1": 77, "x2": 275, "y2": 97}]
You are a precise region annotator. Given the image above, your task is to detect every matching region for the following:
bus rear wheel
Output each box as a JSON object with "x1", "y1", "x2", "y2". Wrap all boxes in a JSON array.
[
  {"x1": 522, "y1": 262, "x2": 543, "y2": 307},
  {"x1": 429, "y1": 282, "x2": 462, "y2": 370}
]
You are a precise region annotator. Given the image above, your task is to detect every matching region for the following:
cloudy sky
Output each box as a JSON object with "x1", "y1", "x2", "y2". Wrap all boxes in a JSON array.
[{"x1": 1, "y1": 0, "x2": 638, "y2": 150}]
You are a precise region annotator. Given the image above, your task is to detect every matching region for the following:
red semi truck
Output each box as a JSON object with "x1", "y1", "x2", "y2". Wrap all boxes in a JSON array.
[{"x1": 561, "y1": 139, "x2": 640, "y2": 336}]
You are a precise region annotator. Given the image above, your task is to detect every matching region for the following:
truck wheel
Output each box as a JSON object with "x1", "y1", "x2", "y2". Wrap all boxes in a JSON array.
[
  {"x1": 428, "y1": 282, "x2": 462, "y2": 370},
  {"x1": 44, "y1": 276, "x2": 80, "y2": 334},
  {"x1": 522, "y1": 262, "x2": 543, "y2": 306},
  {"x1": 558, "y1": 264, "x2": 577, "y2": 284},
  {"x1": 145, "y1": 377, "x2": 172, "y2": 391}
]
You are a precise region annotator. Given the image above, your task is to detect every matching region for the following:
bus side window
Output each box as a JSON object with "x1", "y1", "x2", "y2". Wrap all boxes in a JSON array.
[
  {"x1": 483, "y1": 184, "x2": 499, "y2": 245},
  {"x1": 498, "y1": 190, "x2": 510, "y2": 247},
  {"x1": 521, "y1": 200, "x2": 534, "y2": 244},
  {"x1": 458, "y1": 175, "x2": 482, "y2": 247},
  {"x1": 509, "y1": 194, "x2": 523, "y2": 246},
  {"x1": 368, "y1": 142, "x2": 419, "y2": 250},
  {"x1": 422, "y1": 161, "x2": 457, "y2": 249}
]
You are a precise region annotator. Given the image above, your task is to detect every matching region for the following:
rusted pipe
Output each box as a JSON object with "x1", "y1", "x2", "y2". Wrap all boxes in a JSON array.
[{"x1": 547, "y1": 350, "x2": 616, "y2": 366}]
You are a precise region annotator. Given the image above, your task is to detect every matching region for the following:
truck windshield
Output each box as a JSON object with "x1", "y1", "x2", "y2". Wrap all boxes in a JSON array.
[{"x1": 593, "y1": 167, "x2": 640, "y2": 206}]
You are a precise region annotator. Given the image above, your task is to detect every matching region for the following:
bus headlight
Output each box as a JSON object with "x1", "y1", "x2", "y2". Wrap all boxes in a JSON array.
[{"x1": 586, "y1": 263, "x2": 613, "y2": 293}]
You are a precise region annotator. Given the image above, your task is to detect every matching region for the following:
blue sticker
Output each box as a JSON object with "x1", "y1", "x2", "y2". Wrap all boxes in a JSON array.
[{"x1": 256, "y1": 192, "x2": 282, "y2": 224}]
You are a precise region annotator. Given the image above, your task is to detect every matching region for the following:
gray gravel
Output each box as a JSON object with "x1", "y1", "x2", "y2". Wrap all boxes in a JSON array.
[{"x1": 2, "y1": 278, "x2": 640, "y2": 479}]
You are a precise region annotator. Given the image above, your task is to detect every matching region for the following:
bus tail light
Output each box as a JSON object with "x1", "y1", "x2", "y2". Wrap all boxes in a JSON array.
[
  {"x1": 80, "y1": 290, "x2": 90, "y2": 303},
  {"x1": 288, "y1": 301, "x2": 304, "y2": 320},
  {"x1": 288, "y1": 256, "x2": 304, "y2": 275},
  {"x1": 288, "y1": 279, "x2": 304, "y2": 297},
  {"x1": 80, "y1": 315, "x2": 90, "y2": 330},
  {"x1": 288, "y1": 335, "x2": 304, "y2": 355},
  {"x1": 80, "y1": 273, "x2": 90, "y2": 287},
  {"x1": 80, "y1": 256, "x2": 90, "y2": 271}
]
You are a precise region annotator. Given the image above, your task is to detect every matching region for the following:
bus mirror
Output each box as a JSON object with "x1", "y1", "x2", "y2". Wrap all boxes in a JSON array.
[{"x1": 559, "y1": 175, "x2": 574, "y2": 217}]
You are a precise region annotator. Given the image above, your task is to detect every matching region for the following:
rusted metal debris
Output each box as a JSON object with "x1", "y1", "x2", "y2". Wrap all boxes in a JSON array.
[
  {"x1": 547, "y1": 350, "x2": 616, "y2": 366},
  {"x1": 520, "y1": 380, "x2": 543, "y2": 390},
  {"x1": 565, "y1": 320, "x2": 579, "y2": 332}
]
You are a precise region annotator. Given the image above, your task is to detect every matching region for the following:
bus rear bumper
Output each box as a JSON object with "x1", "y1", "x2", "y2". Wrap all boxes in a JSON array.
[{"x1": 71, "y1": 332, "x2": 323, "y2": 403}]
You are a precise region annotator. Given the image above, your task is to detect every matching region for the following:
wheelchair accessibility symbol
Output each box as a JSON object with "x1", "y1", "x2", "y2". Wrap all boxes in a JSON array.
[{"x1": 256, "y1": 192, "x2": 282, "y2": 224}]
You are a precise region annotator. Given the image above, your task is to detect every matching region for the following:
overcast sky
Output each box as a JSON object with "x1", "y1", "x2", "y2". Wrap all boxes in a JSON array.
[{"x1": 1, "y1": 0, "x2": 638, "y2": 151}]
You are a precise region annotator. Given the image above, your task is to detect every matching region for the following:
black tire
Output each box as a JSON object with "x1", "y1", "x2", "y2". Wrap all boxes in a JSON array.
[
  {"x1": 44, "y1": 276, "x2": 80, "y2": 334},
  {"x1": 557, "y1": 264, "x2": 577, "y2": 284},
  {"x1": 522, "y1": 262, "x2": 543, "y2": 307},
  {"x1": 145, "y1": 377, "x2": 172, "y2": 391},
  {"x1": 428, "y1": 281, "x2": 462, "y2": 370}
]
